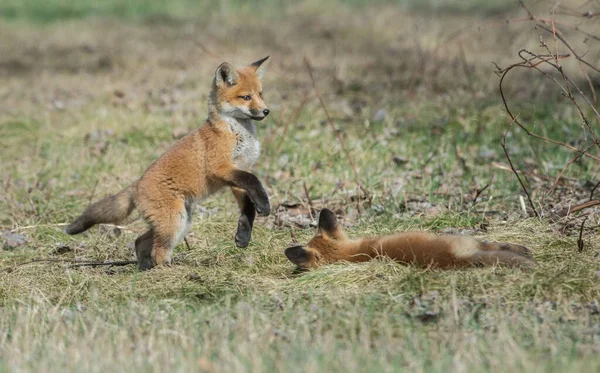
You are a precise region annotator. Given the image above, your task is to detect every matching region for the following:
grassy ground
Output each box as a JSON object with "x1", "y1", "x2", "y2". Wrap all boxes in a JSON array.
[{"x1": 1, "y1": 0, "x2": 600, "y2": 372}]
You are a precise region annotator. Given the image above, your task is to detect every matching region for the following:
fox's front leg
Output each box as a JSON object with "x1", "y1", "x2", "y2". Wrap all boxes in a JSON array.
[
  {"x1": 232, "y1": 187, "x2": 255, "y2": 248},
  {"x1": 216, "y1": 166, "x2": 270, "y2": 216}
]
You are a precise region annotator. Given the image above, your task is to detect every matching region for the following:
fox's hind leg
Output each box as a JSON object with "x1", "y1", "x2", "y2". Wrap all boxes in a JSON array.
[
  {"x1": 468, "y1": 250, "x2": 536, "y2": 269},
  {"x1": 481, "y1": 241, "x2": 533, "y2": 259},
  {"x1": 232, "y1": 187, "x2": 255, "y2": 248},
  {"x1": 140, "y1": 198, "x2": 192, "y2": 269},
  {"x1": 135, "y1": 229, "x2": 154, "y2": 271}
]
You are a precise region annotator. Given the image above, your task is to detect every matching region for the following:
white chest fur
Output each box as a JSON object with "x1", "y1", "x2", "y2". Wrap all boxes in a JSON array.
[{"x1": 226, "y1": 118, "x2": 260, "y2": 170}]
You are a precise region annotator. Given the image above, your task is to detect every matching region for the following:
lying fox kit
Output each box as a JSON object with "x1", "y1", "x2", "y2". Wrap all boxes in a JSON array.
[
  {"x1": 66, "y1": 57, "x2": 272, "y2": 270},
  {"x1": 285, "y1": 209, "x2": 536, "y2": 270}
]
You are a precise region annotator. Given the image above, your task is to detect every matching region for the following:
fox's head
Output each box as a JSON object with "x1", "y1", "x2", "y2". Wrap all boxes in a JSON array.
[
  {"x1": 211, "y1": 56, "x2": 270, "y2": 121},
  {"x1": 285, "y1": 208, "x2": 349, "y2": 269}
]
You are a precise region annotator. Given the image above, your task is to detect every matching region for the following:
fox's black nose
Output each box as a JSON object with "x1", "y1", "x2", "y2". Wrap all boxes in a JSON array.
[{"x1": 263, "y1": 109, "x2": 270, "y2": 116}]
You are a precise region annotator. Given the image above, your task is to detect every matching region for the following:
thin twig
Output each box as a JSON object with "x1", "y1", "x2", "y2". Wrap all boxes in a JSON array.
[
  {"x1": 495, "y1": 53, "x2": 600, "y2": 163},
  {"x1": 193, "y1": 41, "x2": 222, "y2": 59},
  {"x1": 500, "y1": 116, "x2": 539, "y2": 217},
  {"x1": 566, "y1": 200, "x2": 600, "y2": 216},
  {"x1": 590, "y1": 180, "x2": 600, "y2": 200},
  {"x1": 290, "y1": 227, "x2": 297, "y2": 244},
  {"x1": 273, "y1": 94, "x2": 310, "y2": 153},
  {"x1": 69, "y1": 260, "x2": 137, "y2": 268},
  {"x1": 10, "y1": 223, "x2": 68, "y2": 232},
  {"x1": 492, "y1": 162, "x2": 576, "y2": 183},
  {"x1": 304, "y1": 57, "x2": 371, "y2": 202},
  {"x1": 578, "y1": 217, "x2": 587, "y2": 252},
  {"x1": 5, "y1": 258, "x2": 74, "y2": 268},
  {"x1": 537, "y1": 23, "x2": 600, "y2": 73},
  {"x1": 471, "y1": 180, "x2": 493, "y2": 206},
  {"x1": 303, "y1": 181, "x2": 314, "y2": 212},
  {"x1": 545, "y1": 142, "x2": 595, "y2": 199},
  {"x1": 88, "y1": 180, "x2": 99, "y2": 206},
  {"x1": 10, "y1": 223, "x2": 136, "y2": 233},
  {"x1": 2, "y1": 258, "x2": 136, "y2": 272}
]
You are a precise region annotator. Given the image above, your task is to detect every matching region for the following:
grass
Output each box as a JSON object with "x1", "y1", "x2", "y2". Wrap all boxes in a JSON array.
[
  {"x1": 1, "y1": 0, "x2": 600, "y2": 371},
  {"x1": 0, "y1": 0, "x2": 513, "y2": 23}
]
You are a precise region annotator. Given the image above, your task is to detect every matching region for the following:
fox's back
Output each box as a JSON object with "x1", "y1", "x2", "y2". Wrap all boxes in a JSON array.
[
  {"x1": 368, "y1": 232, "x2": 460, "y2": 267},
  {"x1": 137, "y1": 125, "x2": 219, "y2": 197}
]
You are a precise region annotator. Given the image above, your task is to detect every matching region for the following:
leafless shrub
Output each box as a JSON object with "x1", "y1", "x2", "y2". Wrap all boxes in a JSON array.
[{"x1": 493, "y1": 1, "x2": 600, "y2": 244}]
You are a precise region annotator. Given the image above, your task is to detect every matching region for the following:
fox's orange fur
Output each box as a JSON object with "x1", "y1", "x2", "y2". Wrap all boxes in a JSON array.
[
  {"x1": 285, "y1": 209, "x2": 536, "y2": 269},
  {"x1": 66, "y1": 57, "x2": 272, "y2": 270}
]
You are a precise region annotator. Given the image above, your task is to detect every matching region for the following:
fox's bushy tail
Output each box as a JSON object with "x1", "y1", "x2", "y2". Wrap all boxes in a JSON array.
[{"x1": 65, "y1": 185, "x2": 136, "y2": 235}]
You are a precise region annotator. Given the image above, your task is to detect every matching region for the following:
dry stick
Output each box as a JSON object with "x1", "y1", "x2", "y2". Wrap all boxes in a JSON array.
[
  {"x1": 88, "y1": 179, "x2": 99, "y2": 206},
  {"x1": 442, "y1": 2, "x2": 600, "y2": 54},
  {"x1": 69, "y1": 260, "x2": 137, "y2": 268},
  {"x1": 7, "y1": 258, "x2": 74, "y2": 267},
  {"x1": 517, "y1": 48, "x2": 600, "y2": 145},
  {"x1": 555, "y1": 3, "x2": 599, "y2": 18},
  {"x1": 193, "y1": 41, "x2": 222, "y2": 59},
  {"x1": 491, "y1": 162, "x2": 576, "y2": 183},
  {"x1": 304, "y1": 58, "x2": 370, "y2": 205},
  {"x1": 264, "y1": 101, "x2": 288, "y2": 147},
  {"x1": 541, "y1": 16, "x2": 599, "y2": 105},
  {"x1": 578, "y1": 60, "x2": 598, "y2": 107},
  {"x1": 4, "y1": 174, "x2": 11, "y2": 193},
  {"x1": 11, "y1": 223, "x2": 68, "y2": 232},
  {"x1": 521, "y1": 15, "x2": 600, "y2": 43},
  {"x1": 2, "y1": 258, "x2": 135, "y2": 272},
  {"x1": 497, "y1": 48, "x2": 600, "y2": 214},
  {"x1": 302, "y1": 181, "x2": 314, "y2": 212},
  {"x1": 273, "y1": 94, "x2": 310, "y2": 153},
  {"x1": 535, "y1": 24, "x2": 599, "y2": 139},
  {"x1": 566, "y1": 200, "x2": 600, "y2": 216},
  {"x1": 458, "y1": 41, "x2": 474, "y2": 91},
  {"x1": 289, "y1": 227, "x2": 297, "y2": 244},
  {"x1": 537, "y1": 23, "x2": 600, "y2": 73},
  {"x1": 471, "y1": 180, "x2": 492, "y2": 206},
  {"x1": 546, "y1": 142, "x2": 596, "y2": 199},
  {"x1": 590, "y1": 179, "x2": 600, "y2": 200},
  {"x1": 500, "y1": 117, "x2": 539, "y2": 217},
  {"x1": 496, "y1": 57, "x2": 600, "y2": 163},
  {"x1": 578, "y1": 216, "x2": 588, "y2": 252},
  {"x1": 518, "y1": 0, "x2": 534, "y2": 19},
  {"x1": 536, "y1": 23, "x2": 600, "y2": 128}
]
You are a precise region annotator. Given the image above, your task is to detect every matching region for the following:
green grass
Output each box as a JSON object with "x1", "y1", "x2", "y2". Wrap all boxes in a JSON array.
[
  {"x1": 0, "y1": 0, "x2": 514, "y2": 23},
  {"x1": 1, "y1": 0, "x2": 599, "y2": 371},
  {"x1": 1, "y1": 295, "x2": 599, "y2": 372}
]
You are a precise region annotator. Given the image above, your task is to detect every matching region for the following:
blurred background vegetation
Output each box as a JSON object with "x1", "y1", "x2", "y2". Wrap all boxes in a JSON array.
[{"x1": 1, "y1": 0, "x2": 514, "y2": 22}]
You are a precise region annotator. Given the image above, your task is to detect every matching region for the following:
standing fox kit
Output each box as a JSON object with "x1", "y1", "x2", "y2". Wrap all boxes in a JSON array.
[
  {"x1": 285, "y1": 209, "x2": 536, "y2": 270},
  {"x1": 66, "y1": 57, "x2": 272, "y2": 270}
]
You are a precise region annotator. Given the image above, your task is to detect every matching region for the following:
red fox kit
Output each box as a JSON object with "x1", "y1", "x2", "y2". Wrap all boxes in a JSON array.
[
  {"x1": 285, "y1": 209, "x2": 536, "y2": 270},
  {"x1": 66, "y1": 57, "x2": 272, "y2": 270}
]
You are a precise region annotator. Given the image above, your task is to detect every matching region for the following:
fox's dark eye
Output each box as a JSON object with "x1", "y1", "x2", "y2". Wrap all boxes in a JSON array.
[
  {"x1": 259, "y1": 92, "x2": 263, "y2": 98},
  {"x1": 240, "y1": 95, "x2": 252, "y2": 101}
]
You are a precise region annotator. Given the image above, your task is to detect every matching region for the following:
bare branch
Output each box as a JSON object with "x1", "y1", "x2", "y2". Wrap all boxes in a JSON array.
[{"x1": 304, "y1": 57, "x2": 371, "y2": 202}]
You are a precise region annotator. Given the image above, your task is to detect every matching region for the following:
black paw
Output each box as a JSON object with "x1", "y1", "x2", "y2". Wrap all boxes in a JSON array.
[
  {"x1": 136, "y1": 249, "x2": 154, "y2": 271},
  {"x1": 235, "y1": 229, "x2": 251, "y2": 248},
  {"x1": 254, "y1": 199, "x2": 270, "y2": 216},
  {"x1": 235, "y1": 214, "x2": 253, "y2": 248},
  {"x1": 137, "y1": 257, "x2": 154, "y2": 271}
]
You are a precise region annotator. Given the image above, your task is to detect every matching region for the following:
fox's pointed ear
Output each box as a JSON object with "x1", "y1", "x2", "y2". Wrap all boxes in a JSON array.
[
  {"x1": 318, "y1": 208, "x2": 338, "y2": 234},
  {"x1": 215, "y1": 62, "x2": 239, "y2": 87},
  {"x1": 250, "y1": 56, "x2": 270, "y2": 80},
  {"x1": 285, "y1": 245, "x2": 309, "y2": 266}
]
